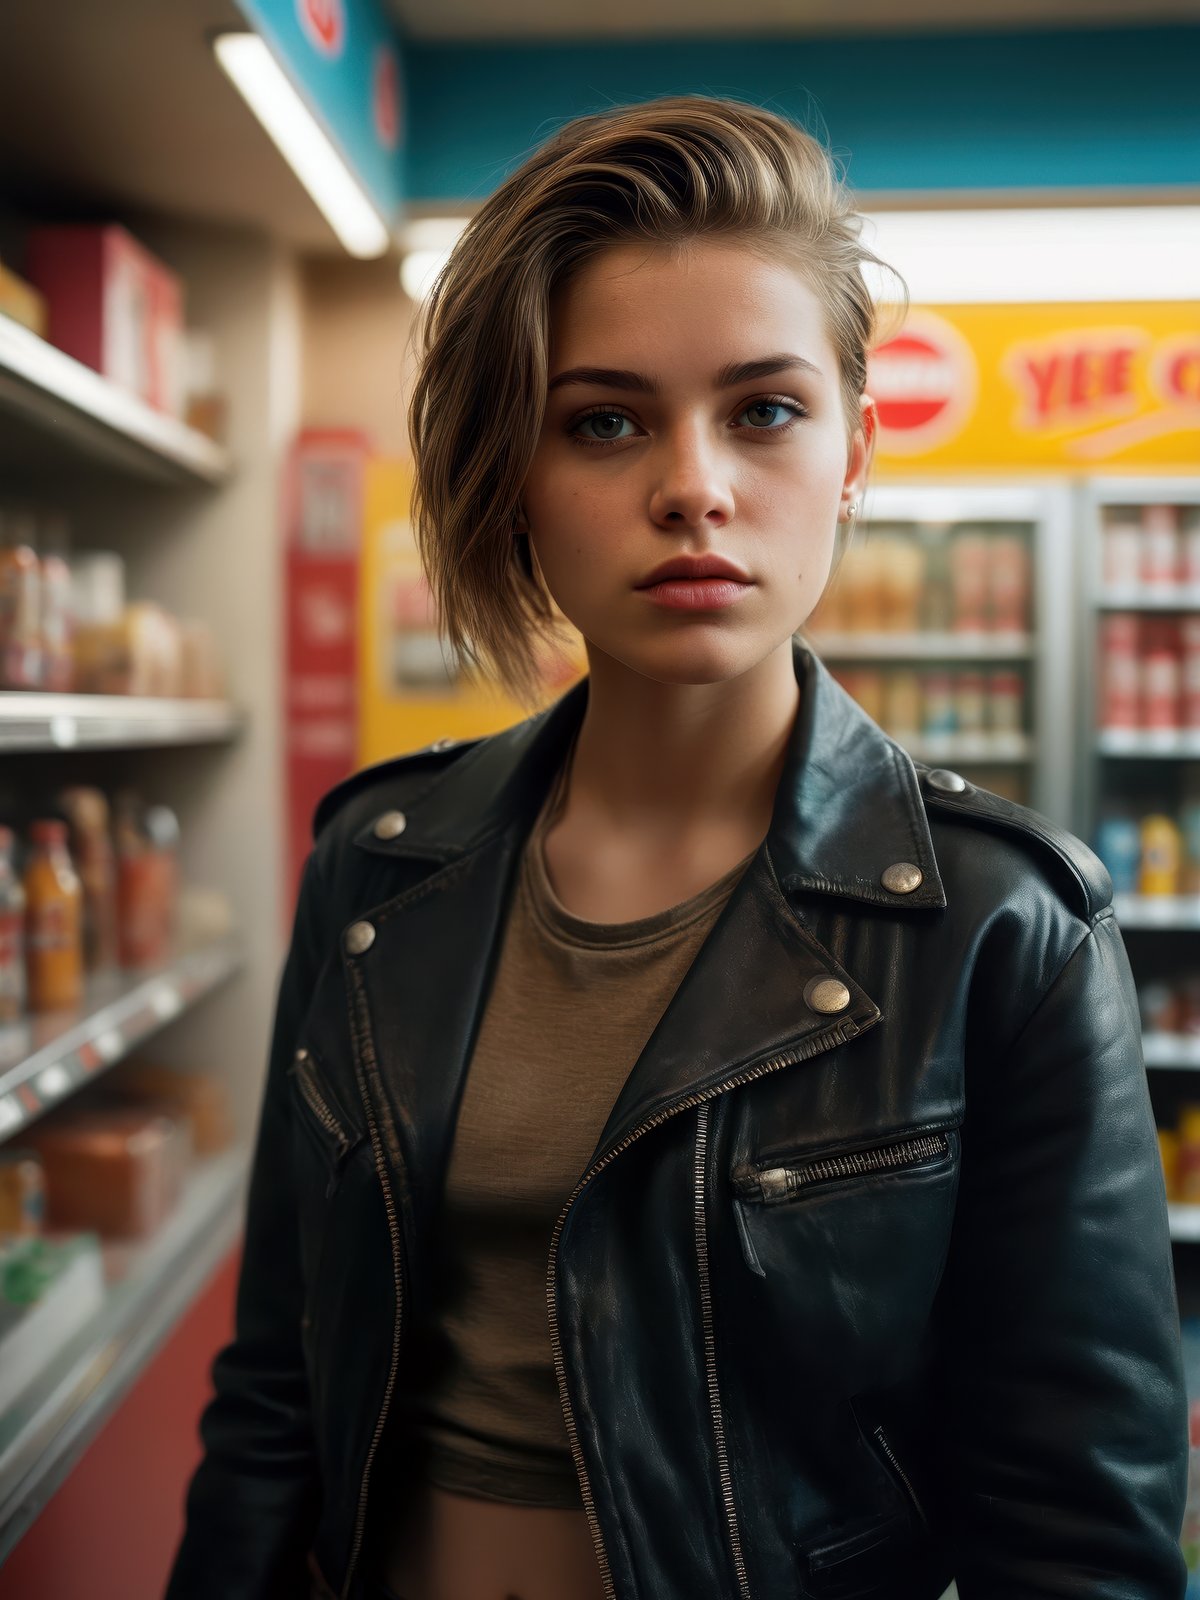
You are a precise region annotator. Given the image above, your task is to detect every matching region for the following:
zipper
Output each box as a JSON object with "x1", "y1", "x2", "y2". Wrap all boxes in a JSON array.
[
  {"x1": 545, "y1": 1009, "x2": 875, "y2": 1600},
  {"x1": 737, "y1": 1130, "x2": 952, "y2": 1205},
  {"x1": 695, "y1": 1100, "x2": 752, "y2": 1598},
  {"x1": 292, "y1": 1048, "x2": 355, "y2": 1196},
  {"x1": 341, "y1": 965, "x2": 409, "y2": 1600},
  {"x1": 870, "y1": 1423, "x2": 928, "y2": 1529}
]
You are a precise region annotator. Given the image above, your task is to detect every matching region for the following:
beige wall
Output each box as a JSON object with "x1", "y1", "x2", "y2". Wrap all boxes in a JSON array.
[{"x1": 300, "y1": 254, "x2": 419, "y2": 460}]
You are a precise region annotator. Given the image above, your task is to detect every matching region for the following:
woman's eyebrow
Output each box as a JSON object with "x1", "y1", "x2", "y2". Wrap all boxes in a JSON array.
[{"x1": 546, "y1": 354, "x2": 822, "y2": 396}]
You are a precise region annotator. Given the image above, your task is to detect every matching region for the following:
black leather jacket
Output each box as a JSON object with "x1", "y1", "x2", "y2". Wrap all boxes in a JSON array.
[{"x1": 165, "y1": 639, "x2": 1188, "y2": 1600}]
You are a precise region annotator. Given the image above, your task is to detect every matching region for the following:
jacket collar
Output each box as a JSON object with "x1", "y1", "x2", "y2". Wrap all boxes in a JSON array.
[{"x1": 353, "y1": 637, "x2": 946, "y2": 915}]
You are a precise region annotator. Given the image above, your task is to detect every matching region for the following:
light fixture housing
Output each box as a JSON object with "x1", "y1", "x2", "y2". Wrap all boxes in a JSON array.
[{"x1": 214, "y1": 30, "x2": 391, "y2": 260}]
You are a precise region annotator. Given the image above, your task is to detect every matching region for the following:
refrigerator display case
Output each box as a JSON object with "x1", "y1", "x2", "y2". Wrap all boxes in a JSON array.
[
  {"x1": 804, "y1": 481, "x2": 1075, "y2": 826},
  {"x1": 1079, "y1": 477, "x2": 1200, "y2": 1260}
]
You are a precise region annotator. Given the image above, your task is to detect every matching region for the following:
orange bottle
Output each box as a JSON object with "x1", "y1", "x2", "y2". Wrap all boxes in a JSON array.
[{"x1": 24, "y1": 819, "x2": 84, "y2": 1011}]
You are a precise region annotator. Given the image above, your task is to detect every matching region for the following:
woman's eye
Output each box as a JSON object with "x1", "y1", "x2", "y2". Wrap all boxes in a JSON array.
[
  {"x1": 737, "y1": 400, "x2": 802, "y2": 429},
  {"x1": 572, "y1": 411, "x2": 636, "y2": 443}
]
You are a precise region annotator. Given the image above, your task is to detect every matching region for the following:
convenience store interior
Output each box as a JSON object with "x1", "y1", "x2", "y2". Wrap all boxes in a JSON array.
[{"x1": 0, "y1": 1, "x2": 1198, "y2": 1594}]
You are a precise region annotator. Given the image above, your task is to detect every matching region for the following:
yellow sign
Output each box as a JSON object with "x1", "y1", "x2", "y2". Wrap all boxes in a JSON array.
[{"x1": 871, "y1": 303, "x2": 1200, "y2": 472}]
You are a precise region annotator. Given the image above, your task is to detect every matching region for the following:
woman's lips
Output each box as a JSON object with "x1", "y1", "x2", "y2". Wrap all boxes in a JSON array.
[{"x1": 637, "y1": 577, "x2": 753, "y2": 611}]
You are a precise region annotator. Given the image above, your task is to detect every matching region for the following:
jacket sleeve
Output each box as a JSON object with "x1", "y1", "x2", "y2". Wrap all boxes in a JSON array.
[
  {"x1": 929, "y1": 909, "x2": 1190, "y2": 1599},
  {"x1": 164, "y1": 849, "x2": 329, "y2": 1600}
]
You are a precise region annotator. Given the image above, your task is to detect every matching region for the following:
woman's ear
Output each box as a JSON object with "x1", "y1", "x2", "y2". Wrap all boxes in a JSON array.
[{"x1": 842, "y1": 394, "x2": 877, "y2": 508}]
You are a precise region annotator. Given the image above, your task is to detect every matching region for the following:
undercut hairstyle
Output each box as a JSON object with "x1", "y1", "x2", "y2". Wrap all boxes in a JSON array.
[{"x1": 407, "y1": 93, "x2": 908, "y2": 709}]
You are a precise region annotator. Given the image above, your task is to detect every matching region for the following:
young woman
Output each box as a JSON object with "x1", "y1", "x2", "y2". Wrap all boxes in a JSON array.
[{"x1": 165, "y1": 97, "x2": 1188, "y2": 1600}]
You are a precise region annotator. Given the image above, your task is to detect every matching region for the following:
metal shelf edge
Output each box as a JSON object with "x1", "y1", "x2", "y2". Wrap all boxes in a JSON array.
[
  {"x1": 0, "y1": 316, "x2": 230, "y2": 486},
  {"x1": 0, "y1": 938, "x2": 245, "y2": 1140},
  {"x1": 0, "y1": 1147, "x2": 250, "y2": 1560}
]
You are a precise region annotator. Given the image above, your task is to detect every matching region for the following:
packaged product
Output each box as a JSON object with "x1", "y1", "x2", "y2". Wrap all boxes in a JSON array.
[
  {"x1": 986, "y1": 533, "x2": 1031, "y2": 633},
  {"x1": 921, "y1": 672, "x2": 956, "y2": 736},
  {"x1": 0, "y1": 1151, "x2": 45, "y2": 1234},
  {"x1": 881, "y1": 670, "x2": 920, "y2": 736},
  {"x1": 848, "y1": 670, "x2": 886, "y2": 727},
  {"x1": 1139, "y1": 814, "x2": 1184, "y2": 897},
  {"x1": 1103, "y1": 513, "x2": 1142, "y2": 591},
  {"x1": 1183, "y1": 617, "x2": 1200, "y2": 729},
  {"x1": 953, "y1": 671, "x2": 986, "y2": 735},
  {"x1": 1140, "y1": 981, "x2": 1182, "y2": 1034},
  {"x1": 1094, "y1": 813, "x2": 1142, "y2": 895},
  {"x1": 179, "y1": 618, "x2": 225, "y2": 699},
  {"x1": 56, "y1": 787, "x2": 119, "y2": 972},
  {"x1": 115, "y1": 794, "x2": 180, "y2": 969},
  {"x1": 1182, "y1": 977, "x2": 1200, "y2": 1036},
  {"x1": 23, "y1": 819, "x2": 83, "y2": 1011},
  {"x1": 985, "y1": 670, "x2": 1024, "y2": 734},
  {"x1": 0, "y1": 258, "x2": 48, "y2": 336},
  {"x1": 1183, "y1": 507, "x2": 1200, "y2": 589},
  {"x1": 919, "y1": 534, "x2": 953, "y2": 633},
  {"x1": 102, "y1": 1061, "x2": 233, "y2": 1156},
  {"x1": 0, "y1": 825, "x2": 26, "y2": 1021},
  {"x1": 1141, "y1": 503, "x2": 1181, "y2": 589},
  {"x1": 879, "y1": 536, "x2": 925, "y2": 632},
  {"x1": 1178, "y1": 1107, "x2": 1200, "y2": 1204},
  {"x1": 1141, "y1": 619, "x2": 1182, "y2": 730},
  {"x1": 73, "y1": 601, "x2": 183, "y2": 697},
  {"x1": 24, "y1": 224, "x2": 185, "y2": 415},
  {"x1": 21, "y1": 1104, "x2": 192, "y2": 1237},
  {"x1": 1099, "y1": 614, "x2": 1140, "y2": 730},
  {"x1": 0, "y1": 521, "x2": 43, "y2": 689},
  {"x1": 948, "y1": 529, "x2": 989, "y2": 632},
  {"x1": 38, "y1": 520, "x2": 74, "y2": 693},
  {"x1": 1159, "y1": 1129, "x2": 1181, "y2": 1202}
]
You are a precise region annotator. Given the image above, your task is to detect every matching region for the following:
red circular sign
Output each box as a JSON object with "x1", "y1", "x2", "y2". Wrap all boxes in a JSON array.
[
  {"x1": 867, "y1": 314, "x2": 976, "y2": 454},
  {"x1": 298, "y1": 0, "x2": 345, "y2": 58},
  {"x1": 373, "y1": 46, "x2": 401, "y2": 151},
  {"x1": 870, "y1": 333, "x2": 956, "y2": 432}
]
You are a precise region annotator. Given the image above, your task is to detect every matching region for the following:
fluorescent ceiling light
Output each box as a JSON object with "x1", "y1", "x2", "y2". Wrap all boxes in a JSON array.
[
  {"x1": 859, "y1": 206, "x2": 1200, "y2": 304},
  {"x1": 214, "y1": 31, "x2": 391, "y2": 260},
  {"x1": 399, "y1": 218, "x2": 469, "y2": 300}
]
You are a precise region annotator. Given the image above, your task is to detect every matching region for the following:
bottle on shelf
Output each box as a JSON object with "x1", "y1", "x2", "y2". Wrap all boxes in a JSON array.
[
  {"x1": 0, "y1": 510, "x2": 44, "y2": 691},
  {"x1": 1139, "y1": 814, "x2": 1184, "y2": 898},
  {"x1": 0, "y1": 825, "x2": 27, "y2": 1022},
  {"x1": 57, "y1": 787, "x2": 119, "y2": 973},
  {"x1": 23, "y1": 819, "x2": 83, "y2": 1012}
]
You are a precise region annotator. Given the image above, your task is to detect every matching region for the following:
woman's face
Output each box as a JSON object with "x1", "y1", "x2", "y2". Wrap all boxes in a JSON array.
[{"x1": 521, "y1": 236, "x2": 875, "y2": 687}]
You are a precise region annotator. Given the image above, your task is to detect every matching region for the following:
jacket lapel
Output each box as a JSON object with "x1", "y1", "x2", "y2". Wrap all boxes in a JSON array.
[{"x1": 345, "y1": 640, "x2": 946, "y2": 1194}]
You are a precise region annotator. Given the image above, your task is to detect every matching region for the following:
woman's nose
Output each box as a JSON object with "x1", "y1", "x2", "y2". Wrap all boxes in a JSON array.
[{"x1": 647, "y1": 424, "x2": 736, "y2": 528}]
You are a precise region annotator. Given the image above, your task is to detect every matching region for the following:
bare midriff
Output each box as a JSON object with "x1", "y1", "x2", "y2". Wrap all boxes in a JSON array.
[{"x1": 378, "y1": 1478, "x2": 607, "y2": 1600}]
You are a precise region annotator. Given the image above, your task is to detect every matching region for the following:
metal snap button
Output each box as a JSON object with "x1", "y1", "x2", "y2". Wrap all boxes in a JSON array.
[
  {"x1": 373, "y1": 810, "x2": 407, "y2": 840},
  {"x1": 881, "y1": 861, "x2": 924, "y2": 894},
  {"x1": 925, "y1": 768, "x2": 968, "y2": 795},
  {"x1": 344, "y1": 920, "x2": 376, "y2": 956},
  {"x1": 429, "y1": 737, "x2": 456, "y2": 751},
  {"x1": 804, "y1": 976, "x2": 851, "y2": 1015}
]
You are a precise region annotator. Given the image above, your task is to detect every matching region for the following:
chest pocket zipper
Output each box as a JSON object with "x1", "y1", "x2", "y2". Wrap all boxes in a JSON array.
[
  {"x1": 869, "y1": 1423, "x2": 929, "y2": 1529},
  {"x1": 733, "y1": 1129, "x2": 955, "y2": 1205},
  {"x1": 289, "y1": 1046, "x2": 361, "y2": 1195}
]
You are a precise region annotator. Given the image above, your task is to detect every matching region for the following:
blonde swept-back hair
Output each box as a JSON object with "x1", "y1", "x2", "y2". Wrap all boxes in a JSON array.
[{"x1": 407, "y1": 93, "x2": 908, "y2": 710}]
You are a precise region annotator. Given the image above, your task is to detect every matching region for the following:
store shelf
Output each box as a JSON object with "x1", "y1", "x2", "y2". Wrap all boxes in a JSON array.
[
  {"x1": 901, "y1": 732, "x2": 1033, "y2": 765},
  {"x1": 1169, "y1": 1204, "x2": 1200, "y2": 1243},
  {"x1": 1098, "y1": 587, "x2": 1200, "y2": 611},
  {"x1": 1114, "y1": 895, "x2": 1200, "y2": 930},
  {"x1": 812, "y1": 631, "x2": 1033, "y2": 661},
  {"x1": 0, "y1": 1144, "x2": 250, "y2": 1560},
  {"x1": 0, "y1": 937, "x2": 243, "y2": 1142},
  {"x1": 0, "y1": 692, "x2": 243, "y2": 752},
  {"x1": 0, "y1": 314, "x2": 229, "y2": 486},
  {"x1": 1098, "y1": 728, "x2": 1200, "y2": 758},
  {"x1": 1144, "y1": 1033, "x2": 1200, "y2": 1069}
]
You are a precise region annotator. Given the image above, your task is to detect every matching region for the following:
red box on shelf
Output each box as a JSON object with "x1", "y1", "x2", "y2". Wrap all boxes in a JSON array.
[{"x1": 24, "y1": 224, "x2": 184, "y2": 415}]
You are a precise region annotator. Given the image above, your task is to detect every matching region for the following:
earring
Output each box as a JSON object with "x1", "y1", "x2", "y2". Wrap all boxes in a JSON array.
[{"x1": 842, "y1": 501, "x2": 858, "y2": 525}]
